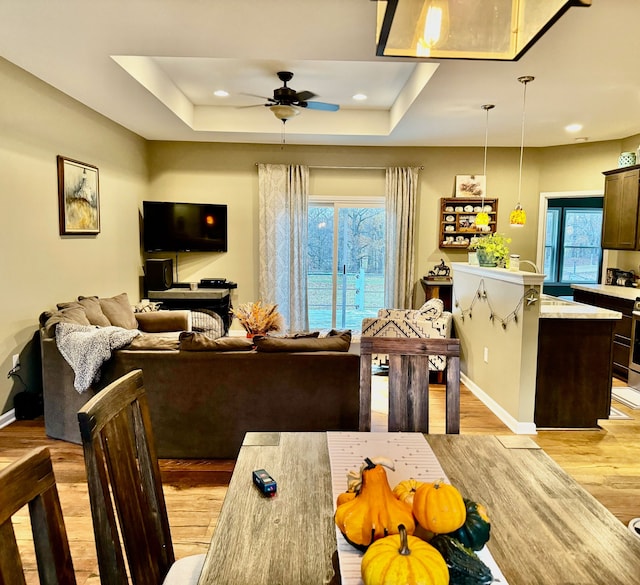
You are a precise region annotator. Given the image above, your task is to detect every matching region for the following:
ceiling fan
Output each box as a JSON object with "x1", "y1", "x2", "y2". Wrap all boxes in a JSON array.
[{"x1": 242, "y1": 71, "x2": 340, "y2": 122}]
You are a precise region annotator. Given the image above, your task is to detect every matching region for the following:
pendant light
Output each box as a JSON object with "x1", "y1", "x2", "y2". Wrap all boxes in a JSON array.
[
  {"x1": 510, "y1": 75, "x2": 534, "y2": 227},
  {"x1": 475, "y1": 104, "x2": 494, "y2": 228}
]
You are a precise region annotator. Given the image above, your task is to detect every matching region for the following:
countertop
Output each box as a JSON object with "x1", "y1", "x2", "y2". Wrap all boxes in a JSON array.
[
  {"x1": 571, "y1": 283, "x2": 640, "y2": 302},
  {"x1": 540, "y1": 294, "x2": 621, "y2": 320}
]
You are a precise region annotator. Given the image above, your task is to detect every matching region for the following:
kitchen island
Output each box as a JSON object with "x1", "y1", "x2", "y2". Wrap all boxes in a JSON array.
[{"x1": 452, "y1": 264, "x2": 621, "y2": 432}]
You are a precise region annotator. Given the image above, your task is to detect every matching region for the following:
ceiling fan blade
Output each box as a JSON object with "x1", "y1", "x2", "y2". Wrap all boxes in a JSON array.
[
  {"x1": 235, "y1": 104, "x2": 270, "y2": 109},
  {"x1": 295, "y1": 90, "x2": 317, "y2": 102},
  {"x1": 240, "y1": 92, "x2": 275, "y2": 102},
  {"x1": 301, "y1": 101, "x2": 340, "y2": 112}
]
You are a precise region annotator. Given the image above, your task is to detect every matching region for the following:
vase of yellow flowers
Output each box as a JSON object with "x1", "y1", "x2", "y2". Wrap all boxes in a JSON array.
[{"x1": 469, "y1": 233, "x2": 511, "y2": 268}]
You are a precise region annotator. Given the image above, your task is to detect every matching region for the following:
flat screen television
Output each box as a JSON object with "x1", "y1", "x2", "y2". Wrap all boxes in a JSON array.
[{"x1": 143, "y1": 201, "x2": 228, "y2": 252}]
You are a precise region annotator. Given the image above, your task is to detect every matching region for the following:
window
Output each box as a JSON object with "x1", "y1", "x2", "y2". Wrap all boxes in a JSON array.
[{"x1": 544, "y1": 197, "x2": 603, "y2": 297}]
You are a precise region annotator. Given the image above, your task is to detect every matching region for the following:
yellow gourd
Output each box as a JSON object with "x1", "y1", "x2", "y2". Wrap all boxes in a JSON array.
[
  {"x1": 412, "y1": 479, "x2": 466, "y2": 534},
  {"x1": 335, "y1": 458, "x2": 415, "y2": 550},
  {"x1": 361, "y1": 524, "x2": 449, "y2": 585},
  {"x1": 393, "y1": 478, "x2": 425, "y2": 506}
]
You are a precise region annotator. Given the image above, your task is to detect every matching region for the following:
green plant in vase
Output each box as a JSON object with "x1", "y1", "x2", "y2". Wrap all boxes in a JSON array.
[{"x1": 470, "y1": 233, "x2": 511, "y2": 267}]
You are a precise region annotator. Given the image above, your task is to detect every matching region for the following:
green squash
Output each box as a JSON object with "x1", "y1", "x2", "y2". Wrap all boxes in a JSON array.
[{"x1": 449, "y1": 498, "x2": 491, "y2": 551}]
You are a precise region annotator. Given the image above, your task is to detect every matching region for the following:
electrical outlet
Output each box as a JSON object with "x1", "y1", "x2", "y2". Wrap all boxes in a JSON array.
[
  {"x1": 483, "y1": 347, "x2": 489, "y2": 363},
  {"x1": 12, "y1": 354, "x2": 20, "y2": 370}
]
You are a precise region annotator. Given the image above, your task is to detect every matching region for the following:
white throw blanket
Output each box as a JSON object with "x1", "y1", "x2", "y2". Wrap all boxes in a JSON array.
[{"x1": 55, "y1": 323, "x2": 140, "y2": 393}]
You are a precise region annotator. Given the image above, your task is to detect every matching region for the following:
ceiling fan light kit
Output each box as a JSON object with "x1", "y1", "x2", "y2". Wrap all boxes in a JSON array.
[
  {"x1": 270, "y1": 104, "x2": 299, "y2": 121},
  {"x1": 376, "y1": 0, "x2": 591, "y2": 61}
]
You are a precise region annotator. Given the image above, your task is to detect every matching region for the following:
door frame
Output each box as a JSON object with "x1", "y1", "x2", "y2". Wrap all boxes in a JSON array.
[{"x1": 536, "y1": 189, "x2": 608, "y2": 285}]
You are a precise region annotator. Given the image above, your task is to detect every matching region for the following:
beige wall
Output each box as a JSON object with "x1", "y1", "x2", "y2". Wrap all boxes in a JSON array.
[
  {"x1": 2, "y1": 56, "x2": 637, "y2": 417},
  {"x1": 0, "y1": 58, "x2": 148, "y2": 414}
]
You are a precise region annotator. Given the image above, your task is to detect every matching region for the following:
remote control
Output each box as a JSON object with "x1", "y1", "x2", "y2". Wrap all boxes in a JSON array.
[{"x1": 252, "y1": 469, "x2": 277, "y2": 496}]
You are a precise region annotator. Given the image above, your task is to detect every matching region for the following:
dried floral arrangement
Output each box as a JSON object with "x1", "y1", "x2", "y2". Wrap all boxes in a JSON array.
[{"x1": 232, "y1": 301, "x2": 283, "y2": 336}]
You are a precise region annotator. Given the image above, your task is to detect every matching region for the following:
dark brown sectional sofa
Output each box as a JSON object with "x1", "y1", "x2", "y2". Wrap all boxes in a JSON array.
[{"x1": 39, "y1": 295, "x2": 360, "y2": 459}]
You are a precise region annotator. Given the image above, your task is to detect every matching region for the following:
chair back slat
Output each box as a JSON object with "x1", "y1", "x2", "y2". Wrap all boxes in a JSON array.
[
  {"x1": 360, "y1": 336, "x2": 460, "y2": 434},
  {"x1": 0, "y1": 447, "x2": 76, "y2": 585},
  {"x1": 78, "y1": 369, "x2": 174, "y2": 585}
]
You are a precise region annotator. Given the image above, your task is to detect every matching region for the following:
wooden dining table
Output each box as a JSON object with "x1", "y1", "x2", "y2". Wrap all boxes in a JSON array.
[{"x1": 197, "y1": 432, "x2": 640, "y2": 585}]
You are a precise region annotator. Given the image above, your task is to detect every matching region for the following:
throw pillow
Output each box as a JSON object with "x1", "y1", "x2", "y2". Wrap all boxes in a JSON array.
[
  {"x1": 68, "y1": 296, "x2": 112, "y2": 327},
  {"x1": 41, "y1": 307, "x2": 92, "y2": 337},
  {"x1": 98, "y1": 293, "x2": 138, "y2": 329},
  {"x1": 254, "y1": 330, "x2": 351, "y2": 352},
  {"x1": 417, "y1": 298, "x2": 444, "y2": 320},
  {"x1": 179, "y1": 332, "x2": 254, "y2": 352},
  {"x1": 126, "y1": 334, "x2": 180, "y2": 350}
]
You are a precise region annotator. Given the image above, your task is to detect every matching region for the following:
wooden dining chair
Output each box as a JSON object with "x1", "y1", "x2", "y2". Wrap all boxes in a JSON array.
[
  {"x1": 77, "y1": 369, "x2": 204, "y2": 585},
  {"x1": 359, "y1": 336, "x2": 461, "y2": 434},
  {"x1": 0, "y1": 446, "x2": 76, "y2": 585}
]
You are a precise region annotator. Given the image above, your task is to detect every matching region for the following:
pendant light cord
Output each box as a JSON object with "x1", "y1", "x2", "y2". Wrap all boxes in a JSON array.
[
  {"x1": 481, "y1": 104, "x2": 494, "y2": 207},
  {"x1": 517, "y1": 76, "x2": 534, "y2": 207}
]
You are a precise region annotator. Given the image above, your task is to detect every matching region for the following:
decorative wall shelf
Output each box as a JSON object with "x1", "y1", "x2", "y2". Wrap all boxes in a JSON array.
[{"x1": 439, "y1": 197, "x2": 498, "y2": 249}]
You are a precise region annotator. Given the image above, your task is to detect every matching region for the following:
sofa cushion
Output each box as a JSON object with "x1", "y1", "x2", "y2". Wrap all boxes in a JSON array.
[
  {"x1": 125, "y1": 334, "x2": 180, "y2": 350},
  {"x1": 61, "y1": 296, "x2": 112, "y2": 327},
  {"x1": 98, "y1": 293, "x2": 138, "y2": 329},
  {"x1": 179, "y1": 332, "x2": 254, "y2": 351},
  {"x1": 136, "y1": 310, "x2": 190, "y2": 333},
  {"x1": 41, "y1": 307, "x2": 92, "y2": 337},
  {"x1": 254, "y1": 330, "x2": 351, "y2": 352}
]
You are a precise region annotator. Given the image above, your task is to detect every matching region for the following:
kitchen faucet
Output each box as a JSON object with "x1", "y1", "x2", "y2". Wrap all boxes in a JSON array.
[{"x1": 519, "y1": 260, "x2": 540, "y2": 273}]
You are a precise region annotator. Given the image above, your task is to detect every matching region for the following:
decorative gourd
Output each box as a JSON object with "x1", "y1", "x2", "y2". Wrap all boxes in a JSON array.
[
  {"x1": 429, "y1": 534, "x2": 493, "y2": 585},
  {"x1": 449, "y1": 498, "x2": 491, "y2": 551},
  {"x1": 336, "y1": 490, "x2": 357, "y2": 507},
  {"x1": 412, "y1": 479, "x2": 466, "y2": 534},
  {"x1": 361, "y1": 524, "x2": 449, "y2": 585},
  {"x1": 335, "y1": 458, "x2": 415, "y2": 550},
  {"x1": 393, "y1": 478, "x2": 425, "y2": 506}
]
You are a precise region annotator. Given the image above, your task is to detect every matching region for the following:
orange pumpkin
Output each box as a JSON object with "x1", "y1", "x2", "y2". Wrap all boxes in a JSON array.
[
  {"x1": 412, "y1": 479, "x2": 466, "y2": 534},
  {"x1": 361, "y1": 524, "x2": 449, "y2": 585},
  {"x1": 393, "y1": 478, "x2": 425, "y2": 506},
  {"x1": 335, "y1": 458, "x2": 415, "y2": 550}
]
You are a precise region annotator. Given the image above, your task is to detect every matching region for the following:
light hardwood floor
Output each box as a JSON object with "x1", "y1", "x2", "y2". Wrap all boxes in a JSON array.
[{"x1": 1, "y1": 376, "x2": 639, "y2": 584}]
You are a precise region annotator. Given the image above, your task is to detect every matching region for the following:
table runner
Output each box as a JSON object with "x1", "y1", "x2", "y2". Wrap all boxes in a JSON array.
[{"x1": 327, "y1": 432, "x2": 508, "y2": 585}]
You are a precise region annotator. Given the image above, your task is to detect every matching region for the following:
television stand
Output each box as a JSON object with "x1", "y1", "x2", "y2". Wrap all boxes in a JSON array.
[{"x1": 147, "y1": 287, "x2": 233, "y2": 333}]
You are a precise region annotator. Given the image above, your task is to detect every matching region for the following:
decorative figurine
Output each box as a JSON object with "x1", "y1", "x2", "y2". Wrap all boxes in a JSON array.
[{"x1": 428, "y1": 259, "x2": 451, "y2": 278}]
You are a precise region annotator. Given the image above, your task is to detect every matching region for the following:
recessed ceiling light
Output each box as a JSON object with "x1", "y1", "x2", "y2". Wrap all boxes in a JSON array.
[
  {"x1": 214, "y1": 90, "x2": 229, "y2": 97},
  {"x1": 565, "y1": 123, "x2": 583, "y2": 133},
  {"x1": 575, "y1": 137, "x2": 589, "y2": 143},
  {"x1": 352, "y1": 93, "x2": 367, "y2": 101}
]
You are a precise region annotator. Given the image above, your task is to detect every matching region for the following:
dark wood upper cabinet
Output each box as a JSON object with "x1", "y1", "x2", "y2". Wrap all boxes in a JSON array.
[{"x1": 602, "y1": 165, "x2": 640, "y2": 250}]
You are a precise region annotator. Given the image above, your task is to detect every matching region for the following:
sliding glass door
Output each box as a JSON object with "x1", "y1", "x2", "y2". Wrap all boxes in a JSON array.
[{"x1": 307, "y1": 198, "x2": 385, "y2": 330}]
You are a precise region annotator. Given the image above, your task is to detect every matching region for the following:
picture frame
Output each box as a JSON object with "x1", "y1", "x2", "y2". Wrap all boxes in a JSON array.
[
  {"x1": 57, "y1": 155, "x2": 100, "y2": 235},
  {"x1": 455, "y1": 174, "x2": 485, "y2": 198}
]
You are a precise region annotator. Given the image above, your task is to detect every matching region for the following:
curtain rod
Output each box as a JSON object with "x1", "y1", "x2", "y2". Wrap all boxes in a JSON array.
[{"x1": 255, "y1": 164, "x2": 423, "y2": 170}]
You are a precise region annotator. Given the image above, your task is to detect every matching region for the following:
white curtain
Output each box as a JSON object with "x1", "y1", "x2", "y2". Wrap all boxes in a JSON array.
[
  {"x1": 258, "y1": 163, "x2": 309, "y2": 332},
  {"x1": 385, "y1": 167, "x2": 419, "y2": 308}
]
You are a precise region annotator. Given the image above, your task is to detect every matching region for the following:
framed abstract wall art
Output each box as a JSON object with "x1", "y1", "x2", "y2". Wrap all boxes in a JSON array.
[
  {"x1": 455, "y1": 174, "x2": 485, "y2": 198},
  {"x1": 57, "y1": 155, "x2": 100, "y2": 235}
]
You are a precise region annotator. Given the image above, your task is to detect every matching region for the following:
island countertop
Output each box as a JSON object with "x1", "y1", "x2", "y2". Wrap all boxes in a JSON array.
[
  {"x1": 540, "y1": 294, "x2": 622, "y2": 320},
  {"x1": 572, "y1": 283, "x2": 640, "y2": 302}
]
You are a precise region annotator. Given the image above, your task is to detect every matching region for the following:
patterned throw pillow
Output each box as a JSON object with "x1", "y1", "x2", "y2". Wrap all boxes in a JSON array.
[{"x1": 417, "y1": 298, "x2": 444, "y2": 320}]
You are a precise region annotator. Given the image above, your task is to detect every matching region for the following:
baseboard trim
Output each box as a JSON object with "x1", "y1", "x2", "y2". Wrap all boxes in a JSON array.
[
  {"x1": 0, "y1": 408, "x2": 16, "y2": 429},
  {"x1": 461, "y1": 373, "x2": 537, "y2": 435}
]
